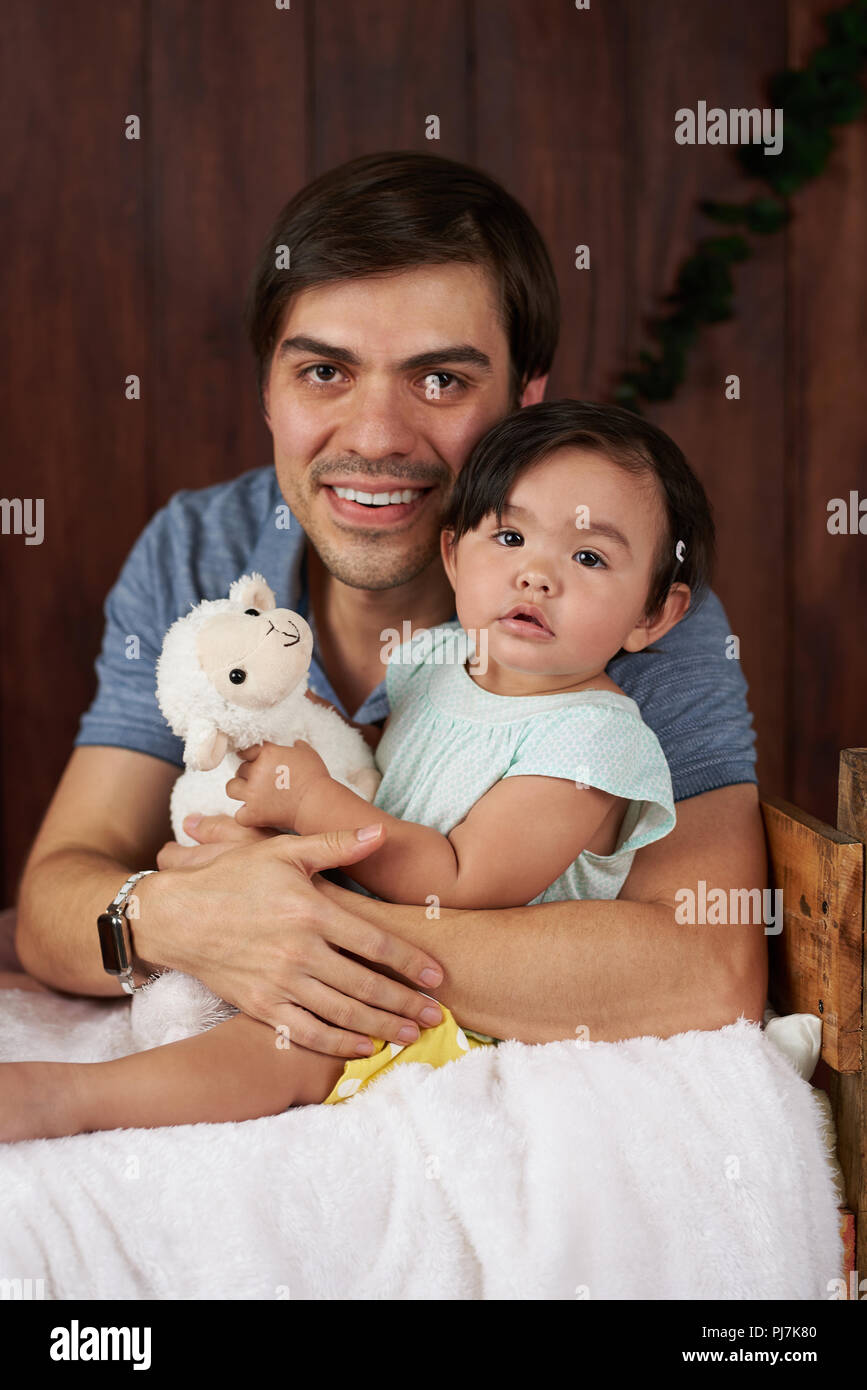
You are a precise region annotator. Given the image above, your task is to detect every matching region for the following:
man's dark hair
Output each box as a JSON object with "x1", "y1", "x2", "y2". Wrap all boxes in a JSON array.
[
  {"x1": 440, "y1": 400, "x2": 716, "y2": 623},
  {"x1": 244, "y1": 151, "x2": 560, "y2": 409}
]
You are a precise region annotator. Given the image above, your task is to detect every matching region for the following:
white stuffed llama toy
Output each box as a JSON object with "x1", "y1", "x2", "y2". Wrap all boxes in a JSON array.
[{"x1": 129, "y1": 571, "x2": 381, "y2": 1048}]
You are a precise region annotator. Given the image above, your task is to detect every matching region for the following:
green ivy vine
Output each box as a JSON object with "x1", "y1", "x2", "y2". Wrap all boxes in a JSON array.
[{"x1": 614, "y1": 0, "x2": 867, "y2": 410}]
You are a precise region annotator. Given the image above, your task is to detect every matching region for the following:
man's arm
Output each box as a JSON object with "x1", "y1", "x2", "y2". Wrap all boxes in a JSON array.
[
  {"x1": 14, "y1": 745, "x2": 449, "y2": 1058},
  {"x1": 316, "y1": 782, "x2": 769, "y2": 1044},
  {"x1": 15, "y1": 746, "x2": 180, "y2": 995}
]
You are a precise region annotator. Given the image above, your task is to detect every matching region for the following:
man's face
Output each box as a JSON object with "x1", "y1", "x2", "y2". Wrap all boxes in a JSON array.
[{"x1": 261, "y1": 264, "x2": 521, "y2": 592}]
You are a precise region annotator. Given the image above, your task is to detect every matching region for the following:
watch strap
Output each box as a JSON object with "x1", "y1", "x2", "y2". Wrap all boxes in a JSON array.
[{"x1": 98, "y1": 870, "x2": 156, "y2": 994}]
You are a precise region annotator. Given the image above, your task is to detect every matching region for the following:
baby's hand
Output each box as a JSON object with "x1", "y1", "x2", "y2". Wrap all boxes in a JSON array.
[{"x1": 225, "y1": 740, "x2": 330, "y2": 830}]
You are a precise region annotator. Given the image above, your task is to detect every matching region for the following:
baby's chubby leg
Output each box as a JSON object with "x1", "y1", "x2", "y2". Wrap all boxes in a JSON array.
[{"x1": 0, "y1": 1014, "x2": 347, "y2": 1142}]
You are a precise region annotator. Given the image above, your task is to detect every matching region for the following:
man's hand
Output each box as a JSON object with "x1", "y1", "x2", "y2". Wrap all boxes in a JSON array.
[
  {"x1": 161, "y1": 812, "x2": 363, "y2": 902},
  {"x1": 156, "y1": 814, "x2": 277, "y2": 870},
  {"x1": 143, "y1": 821, "x2": 445, "y2": 1058}
]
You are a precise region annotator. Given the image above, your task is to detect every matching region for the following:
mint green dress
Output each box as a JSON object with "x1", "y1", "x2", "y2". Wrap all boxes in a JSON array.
[
  {"x1": 372, "y1": 620, "x2": 676, "y2": 908},
  {"x1": 328, "y1": 619, "x2": 678, "y2": 1071}
]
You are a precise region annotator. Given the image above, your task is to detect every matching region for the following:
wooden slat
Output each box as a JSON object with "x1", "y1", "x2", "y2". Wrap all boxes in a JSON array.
[
  {"x1": 788, "y1": 1, "x2": 867, "y2": 822},
  {"x1": 839, "y1": 1210, "x2": 856, "y2": 1289},
  {"x1": 761, "y1": 794, "x2": 862, "y2": 1071},
  {"x1": 829, "y1": 749, "x2": 867, "y2": 1274},
  {"x1": 150, "y1": 0, "x2": 307, "y2": 503},
  {"x1": 625, "y1": 0, "x2": 789, "y2": 801},
  {"x1": 476, "y1": 0, "x2": 629, "y2": 404},
  {"x1": 0, "y1": 1, "x2": 150, "y2": 903},
  {"x1": 313, "y1": 0, "x2": 469, "y2": 166}
]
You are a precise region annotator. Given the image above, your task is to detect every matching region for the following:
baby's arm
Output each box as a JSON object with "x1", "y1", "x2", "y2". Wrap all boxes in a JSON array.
[
  {"x1": 292, "y1": 770, "x2": 621, "y2": 910},
  {"x1": 224, "y1": 739, "x2": 622, "y2": 909},
  {"x1": 0, "y1": 1014, "x2": 346, "y2": 1141}
]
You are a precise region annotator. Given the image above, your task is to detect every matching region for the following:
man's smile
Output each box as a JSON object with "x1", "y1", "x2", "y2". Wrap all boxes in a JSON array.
[{"x1": 322, "y1": 480, "x2": 437, "y2": 526}]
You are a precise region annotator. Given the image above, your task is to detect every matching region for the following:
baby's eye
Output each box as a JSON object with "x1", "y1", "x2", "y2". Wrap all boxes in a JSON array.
[
  {"x1": 493, "y1": 529, "x2": 523, "y2": 546},
  {"x1": 575, "y1": 550, "x2": 606, "y2": 569}
]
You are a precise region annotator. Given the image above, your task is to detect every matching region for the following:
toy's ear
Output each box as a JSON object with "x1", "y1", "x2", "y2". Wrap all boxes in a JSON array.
[
  {"x1": 228, "y1": 572, "x2": 276, "y2": 612},
  {"x1": 185, "y1": 722, "x2": 229, "y2": 772}
]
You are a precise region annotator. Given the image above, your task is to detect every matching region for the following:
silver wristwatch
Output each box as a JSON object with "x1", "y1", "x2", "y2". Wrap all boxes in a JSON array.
[{"x1": 97, "y1": 870, "x2": 156, "y2": 994}]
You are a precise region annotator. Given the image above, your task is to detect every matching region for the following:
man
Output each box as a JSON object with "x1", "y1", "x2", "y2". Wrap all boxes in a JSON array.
[{"x1": 13, "y1": 151, "x2": 767, "y2": 1059}]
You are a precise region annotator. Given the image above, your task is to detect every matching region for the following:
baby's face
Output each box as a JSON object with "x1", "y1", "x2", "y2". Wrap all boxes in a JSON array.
[{"x1": 443, "y1": 446, "x2": 667, "y2": 683}]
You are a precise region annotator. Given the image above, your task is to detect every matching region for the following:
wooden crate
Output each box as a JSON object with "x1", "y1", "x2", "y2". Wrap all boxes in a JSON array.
[{"x1": 761, "y1": 748, "x2": 866, "y2": 1294}]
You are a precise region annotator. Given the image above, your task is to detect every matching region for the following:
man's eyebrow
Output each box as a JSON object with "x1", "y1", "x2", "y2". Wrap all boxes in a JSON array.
[
  {"x1": 276, "y1": 336, "x2": 362, "y2": 366},
  {"x1": 398, "y1": 345, "x2": 493, "y2": 374},
  {"x1": 275, "y1": 336, "x2": 493, "y2": 374},
  {"x1": 501, "y1": 503, "x2": 633, "y2": 555}
]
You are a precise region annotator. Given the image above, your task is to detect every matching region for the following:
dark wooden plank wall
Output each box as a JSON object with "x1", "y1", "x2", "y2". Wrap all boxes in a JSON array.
[
  {"x1": 0, "y1": 0, "x2": 864, "y2": 904},
  {"x1": 0, "y1": 2, "x2": 151, "y2": 902},
  {"x1": 789, "y1": 3, "x2": 867, "y2": 816}
]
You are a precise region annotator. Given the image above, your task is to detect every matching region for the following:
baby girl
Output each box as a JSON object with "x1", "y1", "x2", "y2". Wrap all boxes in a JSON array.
[{"x1": 0, "y1": 398, "x2": 714, "y2": 1136}]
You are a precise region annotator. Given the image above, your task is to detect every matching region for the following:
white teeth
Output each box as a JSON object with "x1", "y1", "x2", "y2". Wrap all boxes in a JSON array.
[{"x1": 332, "y1": 486, "x2": 422, "y2": 506}]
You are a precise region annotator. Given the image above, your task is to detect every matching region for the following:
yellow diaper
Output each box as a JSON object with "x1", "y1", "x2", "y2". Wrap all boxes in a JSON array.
[{"x1": 323, "y1": 1002, "x2": 496, "y2": 1105}]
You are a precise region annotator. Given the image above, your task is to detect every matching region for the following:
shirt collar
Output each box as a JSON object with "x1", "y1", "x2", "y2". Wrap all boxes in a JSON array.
[{"x1": 244, "y1": 471, "x2": 457, "y2": 725}]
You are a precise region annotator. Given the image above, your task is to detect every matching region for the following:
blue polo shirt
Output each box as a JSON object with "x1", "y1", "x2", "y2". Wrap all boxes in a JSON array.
[{"x1": 74, "y1": 465, "x2": 758, "y2": 802}]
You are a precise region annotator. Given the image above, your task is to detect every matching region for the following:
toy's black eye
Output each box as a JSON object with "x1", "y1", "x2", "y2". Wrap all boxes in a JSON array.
[
  {"x1": 245, "y1": 608, "x2": 259, "y2": 617},
  {"x1": 229, "y1": 669, "x2": 247, "y2": 684}
]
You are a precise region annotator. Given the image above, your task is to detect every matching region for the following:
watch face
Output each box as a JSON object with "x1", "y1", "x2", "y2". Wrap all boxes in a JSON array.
[{"x1": 97, "y1": 911, "x2": 131, "y2": 974}]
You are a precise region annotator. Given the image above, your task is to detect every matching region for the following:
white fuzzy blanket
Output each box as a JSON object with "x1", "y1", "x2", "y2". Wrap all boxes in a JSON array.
[{"x1": 0, "y1": 986, "x2": 843, "y2": 1300}]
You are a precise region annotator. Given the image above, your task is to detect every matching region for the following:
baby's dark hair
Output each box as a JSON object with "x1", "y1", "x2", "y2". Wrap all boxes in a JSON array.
[{"x1": 440, "y1": 399, "x2": 715, "y2": 622}]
